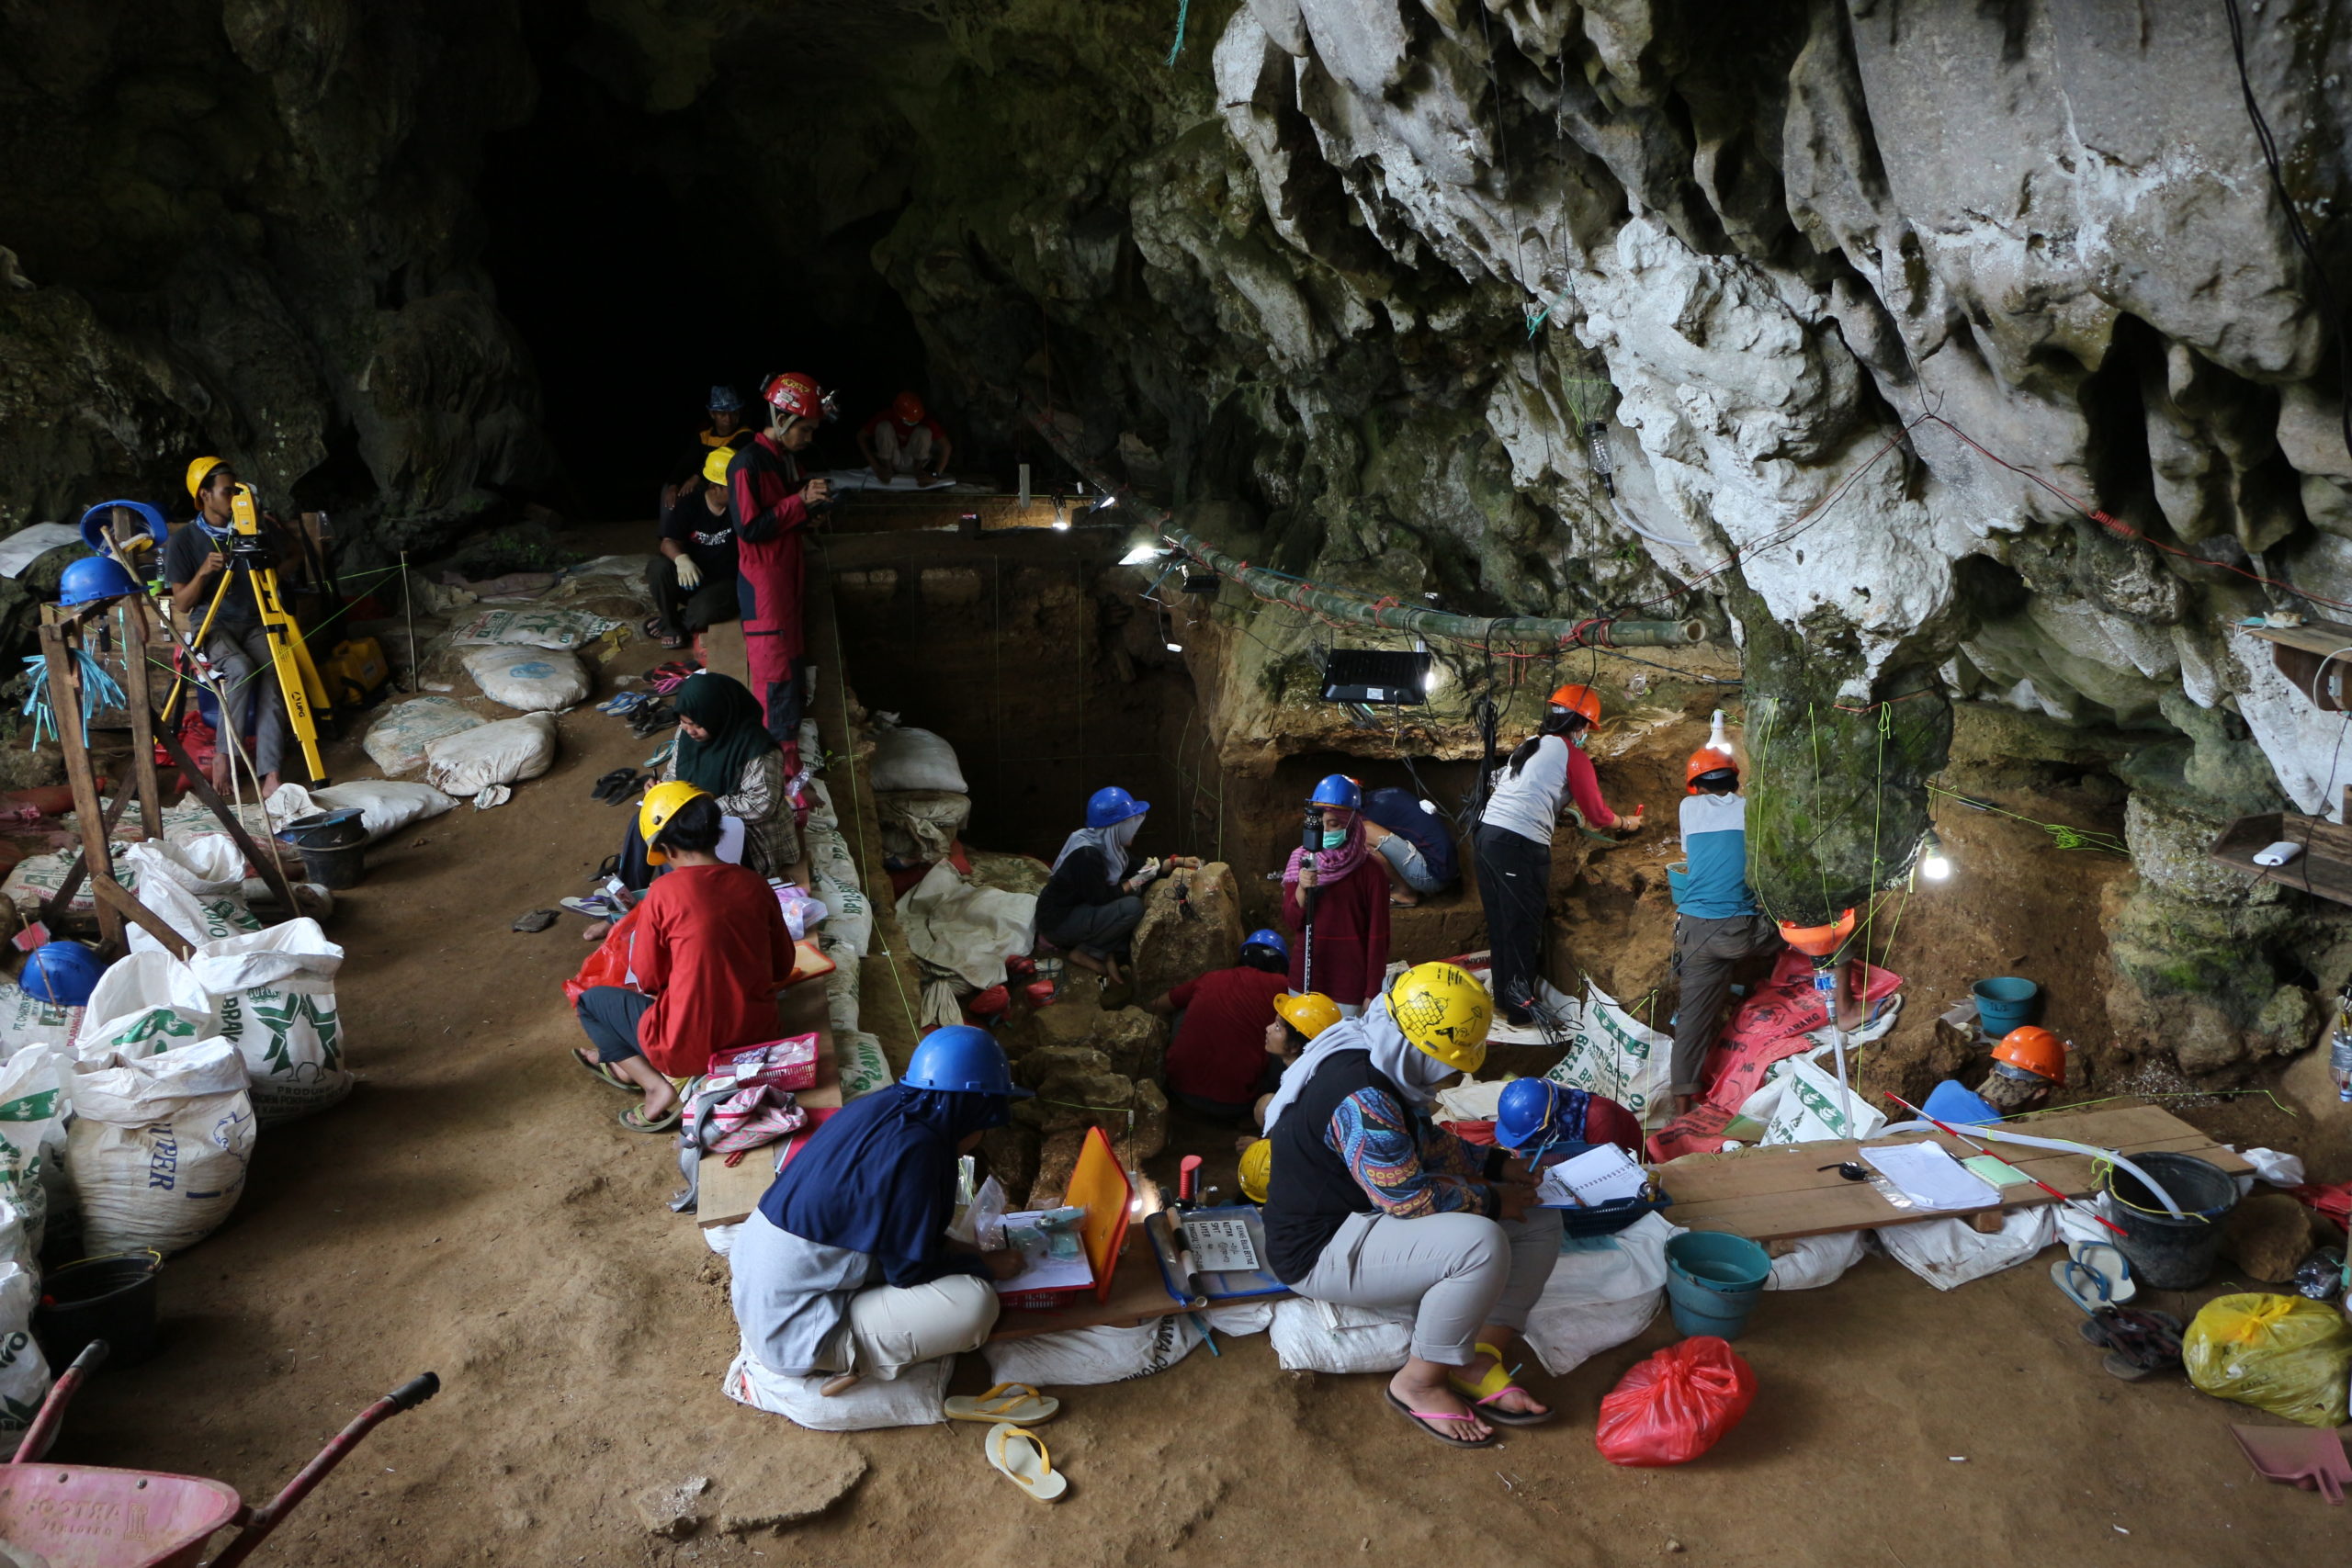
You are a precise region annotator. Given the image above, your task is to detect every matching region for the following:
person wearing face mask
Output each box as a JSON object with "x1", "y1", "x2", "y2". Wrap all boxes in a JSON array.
[
  {"x1": 1475, "y1": 685, "x2": 1642, "y2": 1028},
  {"x1": 1262, "y1": 961, "x2": 1558, "y2": 1449},
  {"x1": 1035, "y1": 786, "x2": 1159, "y2": 984},
  {"x1": 728, "y1": 372, "x2": 836, "y2": 770},
  {"x1": 1282, "y1": 774, "x2": 1389, "y2": 1016}
]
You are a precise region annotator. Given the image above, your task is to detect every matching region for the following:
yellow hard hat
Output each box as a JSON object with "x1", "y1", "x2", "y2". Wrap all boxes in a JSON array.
[
  {"x1": 1385, "y1": 961, "x2": 1491, "y2": 1076},
  {"x1": 1272, "y1": 991, "x2": 1342, "y2": 1040},
  {"x1": 1238, "y1": 1139, "x2": 1272, "y2": 1203},
  {"x1": 639, "y1": 780, "x2": 710, "y2": 864},
  {"x1": 186, "y1": 456, "x2": 226, "y2": 500},
  {"x1": 701, "y1": 446, "x2": 733, "y2": 486}
]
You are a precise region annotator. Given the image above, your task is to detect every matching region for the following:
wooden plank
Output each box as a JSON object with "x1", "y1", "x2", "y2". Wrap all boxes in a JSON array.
[
  {"x1": 46, "y1": 766, "x2": 139, "y2": 916},
  {"x1": 2209, "y1": 811, "x2": 2352, "y2": 908},
  {"x1": 989, "y1": 1249, "x2": 1220, "y2": 1342},
  {"x1": 40, "y1": 624, "x2": 121, "y2": 948},
  {"x1": 153, "y1": 722, "x2": 302, "y2": 914},
  {"x1": 91, "y1": 873, "x2": 192, "y2": 959},
  {"x1": 2240, "y1": 619, "x2": 2352, "y2": 659},
  {"x1": 119, "y1": 599, "x2": 164, "y2": 841}
]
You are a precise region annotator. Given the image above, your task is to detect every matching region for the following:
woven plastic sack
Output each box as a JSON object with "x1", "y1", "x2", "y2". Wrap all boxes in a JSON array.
[
  {"x1": 0, "y1": 1260, "x2": 50, "y2": 1459},
  {"x1": 80, "y1": 953, "x2": 219, "y2": 1060},
  {"x1": 122, "y1": 838, "x2": 261, "y2": 955},
  {"x1": 1595, "y1": 1336, "x2": 1758, "y2": 1466},
  {"x1": 838, "y1": 1032, "x2": 895, "y2": 1100},
  {"x1": 425, "y1": 712, "x2": 559, "y2": 796},
  {"x1": 363, "y1": 696, "x2": 485, "y2": 776},
  {"x1": 2184, "y1": 1292, "x2": 2352, "y2": 1427},
  {"x1": 869, "y1": 722, "x2": 967, "y2": 794},
  {"x1": 68, "y1": 1039, "x2": 256, "y2": 1256},
  {"x1": 0, "y1": 1047, "x2": 69, "y2": 1253},
  {"x1": 1545, "y1": 980, "x2": 1674, "y2": 1129},
  {"x1": 187, "y1": 919, "x2": 349, "y2": 1126},
  {"x1": 461, "y1": 645, "x2": 590, "y2": 712}
]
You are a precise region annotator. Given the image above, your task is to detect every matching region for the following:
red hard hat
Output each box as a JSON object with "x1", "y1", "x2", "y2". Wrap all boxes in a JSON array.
[
  {"x1": 763, "y1": 372, "x2": 823, "y2": 421},
  {"x1": 1547, "y1": 684, "x2": 1601, "y2": 728},
  {"x1": 892, "y1": 390, "x2": 926, "y2": 424},
  {"x1": 1991, "y1": 1026, "x2": 2067, "y2": 1084}
]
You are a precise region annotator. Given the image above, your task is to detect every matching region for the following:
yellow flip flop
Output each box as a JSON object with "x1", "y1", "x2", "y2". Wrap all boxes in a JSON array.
[
  {"x1": 986, "y1": 1421, "x2": 1069, "y2": 1502},
  {"x1": 1447, "y1": 1341, "x2": 1555, "y2": 1427},
  {"x1": 945, "y1": 1382, "x2": 1059, "y2": 1426}
]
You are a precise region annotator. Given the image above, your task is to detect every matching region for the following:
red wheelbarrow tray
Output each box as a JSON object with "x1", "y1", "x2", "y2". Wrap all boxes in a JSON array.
[{"x1": 0, "y1": 1463, "x2": 241, "y2": 1568}]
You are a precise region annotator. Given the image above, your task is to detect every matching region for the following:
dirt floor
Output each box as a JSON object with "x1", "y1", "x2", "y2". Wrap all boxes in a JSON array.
[{"x1": 45, "y1": 524, "x2": 2347, "y2": 1567}]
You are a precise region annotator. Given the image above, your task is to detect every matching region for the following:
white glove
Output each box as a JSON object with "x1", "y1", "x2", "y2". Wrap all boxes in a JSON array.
[{"x1": 673, "y1": 555, "x2": 703, "y2": 591}]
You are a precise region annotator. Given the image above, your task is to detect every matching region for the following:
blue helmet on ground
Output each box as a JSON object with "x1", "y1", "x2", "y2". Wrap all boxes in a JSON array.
[
  {"x1": 1309, "y1": 774, "x2": 1361, "y2": 810},
  {"x1": 1494, "y1": 1078, "x2": 1566, "y2": 1155},
  {"x1": 1240, "y1": 928, "x2": 1290, "y2": 964},
  {"x1": 1085, "y1": 785, "x2": 1149, "y2": 829},
  {"x1": 21, "y1": 941, "x2": 104, "y2": 1007},
  {"x1": 708, "y1": 384, "x2": 743, "y2": 412},
  {"x1": 58, "y1": 556, "x2": 138, "y2": 607},
  {"x1": 903, "y1": 1025, "x2": 1035, "y2": 1099}
]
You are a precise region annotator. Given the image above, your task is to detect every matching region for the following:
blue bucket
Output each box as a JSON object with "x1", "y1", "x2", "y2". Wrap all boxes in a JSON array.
[
  {"x1": 1971, "y1": 976, "x2": 2041, "y2": 1033},
  {"x1": 1665, "y1": 1231, "x2": 1770, "y2": 1340}
]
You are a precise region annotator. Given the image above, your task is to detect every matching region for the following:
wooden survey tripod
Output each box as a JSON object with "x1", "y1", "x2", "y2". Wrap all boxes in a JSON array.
[{"x1": 37, "y1": 590, "x2": 300, "y2": 959}]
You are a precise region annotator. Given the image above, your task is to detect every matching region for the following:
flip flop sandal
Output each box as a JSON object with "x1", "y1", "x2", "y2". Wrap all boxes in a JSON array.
[
  {"x1": 2052, "y1": 1257, "x2": 2111, "y2": 1314},
  {"x1": 946, "y1": 1382, "x2": 1060, "y2": 1426},
  {"x1": 1382, "y1": 1389, "x2": 1499, "y2": 1450},
  {"x1": 512, "y1": 908, "x2": 558, "y2": 933},
  {"x1": 589, "y1": 768, "x2": 634, "y2": 803},
  {"x1": 2079, "y1": 1308, "x2": 2183, "y2": 1380},
  {"x1": 986, "y1": 1422, "x2": 1069, "y2": 1502},
  {"x1": 617, "y1": 1103, "x2": 682, "y2": 1134},
  {"x1": 1446, "y1": 1341, "x2": 1555, "y2": 1427},
  {"x1": 2070, "y1": 1241, "x2": 2136, "y2": 1304},
  {"x1": 572, "y1": 1049, "x2": 635, "y2": 1091}
]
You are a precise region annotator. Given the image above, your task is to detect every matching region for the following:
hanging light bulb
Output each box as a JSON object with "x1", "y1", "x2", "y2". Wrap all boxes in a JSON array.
[
  {"x1": 1919, "y1": 829, "x2": 1951, "y2": 882},
  {"x1": 1165, "y1": 640, "x2": 1184, "y2": 654},
  {"x1": 1119, "y1": 540, "x2": 1163, "y2": 565},
  {"x1": 1423, "y1": 661, "x2": 1447, "y2": 693}
]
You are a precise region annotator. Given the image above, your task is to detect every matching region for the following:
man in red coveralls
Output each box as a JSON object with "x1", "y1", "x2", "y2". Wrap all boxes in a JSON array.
[{"x1": 728, "y1": 371, "x2": 835, "y2": 771}]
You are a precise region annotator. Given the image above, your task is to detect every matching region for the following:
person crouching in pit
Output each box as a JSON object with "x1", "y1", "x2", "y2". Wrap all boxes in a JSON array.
[{"x1": 570, "y1": 784, "x2": 797, "y2": 1133}]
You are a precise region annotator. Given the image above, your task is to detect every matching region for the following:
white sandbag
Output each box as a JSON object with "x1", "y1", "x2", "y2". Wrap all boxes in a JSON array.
[
  {"x1": 450, "y1": 605, "x2": 618, "y2": 651},
  {"x1": 982, "y1": 1314, "x2": 1202, "y2": 1387},
  {"x1": 1874, "y1": 1206, "x2": 2057, "y2": 1292},
  {"x1": 1200, "y1": 1300, "x2": 1275, "y2": 1337},
  {"x1": 721, "y1": 1345, "x2": 952, "y2": 1430},
  {"x1": 0, "y1": 1048, "x2": 69, "y2": 1252},
  {"x1": 0, "y1": 984, "x2": 80, "y2": 1056},
  {"x1": 823, "y1": 944, "x2": 862, "y2": 1035},
  {"x1": 363, "y1": 696, "x2": 485, "y2": 776},
  {"x1": 702, "y1": 1221, "x2": 741, "y2": 1258},
  {"x1": 1544, "y1": 979, "x2": 1675, "y2": 1128},
  {"x1": 875, "y1": 790, "x2": 971, "y2": 862},
  {"x1": 424, "y1": 712, "x2": 559, "y2": 797},
  {"x1": 869, "y1": 721, "x2": 967, "y2": 794},
  {"x1": 1766, "y1": 1229, "x2": 1868, "y2": 1291},
  {"x1": 186, "y1": 919, "x2": 348, "y2": 1126},
  {"x1": 838, "y1": 1032, "x2": 894, "y2": 1100},
  {"x1": 120, "y1": 839, "x2": 262, "y2": 955},
  {"x1": 80, "y1": 953, "x2": 219, "y2": 1060},
  {"x1": 802, "y1": 778, "x2": 840, "y2": 831},
  {"x1": 0, "y1": 1200, "x2": 32, "y2": 1279},
  {"x1": 1522, "y1": 1213, "x2": 1679, "y2": 1376},
  {"x1": 1269, "y1": 1297, "x2": 1415, "y2": 1374},
  {"x1": 813, "y1": 869, "x2": 873, "y2": 959},
  {"x1": 2, "y1": 849, "x2": 127, "y2": 917},
  {"x1": 307, "y1": 780, "x2": 457, "y2": 842},
  {"x1": 0, "y1": 1261, "x2": 50, "y2": 1459},
  {"x1": 1760, "y1": 1050, "x2": 1886, "y2": 1145},
  {"x1": 462, "y1": 645, "x2": 590, "y2": 712},
  {"x1": 68, "y1": 1038, "x2": 255, "y2": 1256}
]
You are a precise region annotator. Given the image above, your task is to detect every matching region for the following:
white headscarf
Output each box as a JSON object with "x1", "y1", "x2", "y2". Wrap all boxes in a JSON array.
[
  {"x1": 1049, "y1": 813, "x2": 1141, "y2": 886},
  {"x1": 1261, "y1": 998, "x2": 1455, "y2": 1134}
]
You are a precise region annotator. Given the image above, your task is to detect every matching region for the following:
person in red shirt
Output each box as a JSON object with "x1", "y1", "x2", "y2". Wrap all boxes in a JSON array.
[
  {"x1": 857, "y1": 391, "x2": 953, "y2": 484},
  {"x1": 1147, "y1": 930, "x2": 1295, "y2": 1119},
  {"x1": 1282, "y1": 775, "x2": 1391, "y2": 1013},
  {"x1": 571, "y1": 784, "x2": 796, "y2": 1133}
]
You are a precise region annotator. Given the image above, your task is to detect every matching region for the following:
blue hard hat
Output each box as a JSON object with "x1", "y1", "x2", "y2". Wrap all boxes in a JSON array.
[
  {"x1": 1495, "y1": 1078, "x2": 1566, "y2": 1154},
  {"x1": 1309, "y1": 774, "x2": 1362, "y2": 810},
  {"x1": 903, "y1": 1025, "x2": 1035, "y2": 1099},
  {"x1": 21, "y1": 941, "x2": 105, "y2": 1008},
  {"x1": 58, "y1": 555, "x2": 138, "y2": 607},
  {"x1": 76, "y1": 499, "x2": 169, "y2": 561},
  {"x1": 708, "y1": 384, "x2": 743, "y2": 412},
  {"x1": 1085, "y1": 785, "x2": 1149, "y2": 829},
  {"x1": 1240, "y1": 928, "x2": 1291, "y2": 963}
]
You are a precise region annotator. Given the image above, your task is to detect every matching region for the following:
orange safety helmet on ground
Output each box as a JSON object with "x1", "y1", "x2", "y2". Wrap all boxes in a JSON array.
[
  {"x1": 763, "y1": 372, "x2": 823, "y2": 422},
  {"x1": 1991, "y1": 1026, "x2": 2066, "y2": 1084},
  {"x1": 1547, "y1": 683, "x2": 1601, "y2": 729},
  {"x1": 892, "y1": 391, "x2": 926, "y2": 425}
]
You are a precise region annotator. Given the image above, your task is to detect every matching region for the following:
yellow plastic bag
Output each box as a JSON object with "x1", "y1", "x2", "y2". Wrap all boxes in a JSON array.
[{"x1": 2184, "y1": 1293, "x2": 2352, "y2": 1427}]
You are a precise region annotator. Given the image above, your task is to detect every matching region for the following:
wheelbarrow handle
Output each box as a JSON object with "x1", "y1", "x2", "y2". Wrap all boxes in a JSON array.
[
  {"x1": 10, "y1": 1339, "x2": 110, "y2": 1466},
  {"x1": 387, "y1": 1371, "x2": 440, "y2": 1412},
  {"x1": 205, "y1": 1371, "x2": 441, "y2": 1568}
]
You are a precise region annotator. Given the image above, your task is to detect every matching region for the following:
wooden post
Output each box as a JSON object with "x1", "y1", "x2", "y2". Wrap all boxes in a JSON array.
[
  {"x1": 91, "y1": 874, "x2": 191, "y2": 960},
  {"x1": 119, "y1": 600, "x2": 165, "y2": 841},
  {"x1": 39, "y1": 624, "x2": 121, "y2": 949}
]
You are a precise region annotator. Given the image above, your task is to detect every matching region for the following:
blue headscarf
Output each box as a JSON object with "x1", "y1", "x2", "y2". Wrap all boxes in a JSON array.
[{"x1": 756, "y1": 1083, "x2": 1009, "y2": 1286}]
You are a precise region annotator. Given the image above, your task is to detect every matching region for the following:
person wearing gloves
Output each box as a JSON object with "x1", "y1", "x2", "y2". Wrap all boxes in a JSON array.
[
  {"x1": 1148, "y1": 928, "x2": 1296, "y2": 1120},
  {"x1": 649, "y1": 447, "x2": 741, "y2": 649},
  {"x1": 1035, "y1": 785, "x2": 1159, "y2": 984},
  {"x1": 729, "y1": 371, "x2": 836, "y2": 766},
  {"x1": 731, "y1": 1026, "x2": 1028, "y2": 1399},
  {"x1": 1262, "y1": 961, "x2": 1560, "y2": 1450},
  {"x1": 1475, "y1": 685, "x2": 1641, "y2": 1027},
  {"x1": 1282, "y1": 775, "x2": 1390, "y2": 1015},
  {"x1": 1666, "y1": 718, "x2": 1780, "y2": 1114}
]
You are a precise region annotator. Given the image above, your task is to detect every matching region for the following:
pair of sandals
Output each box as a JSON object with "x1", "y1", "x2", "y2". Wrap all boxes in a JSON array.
[
  {"x1": 590, "y1": 768, "x2": 641, "y2": 805},
  {"x1": 1386, "y1": 1342, "x2": 1554, "y2": 1450},
  {"x1": 2053, "y1": 1241, "x2": 2182, "y2": 1381},
  {"x1": 945, "y1": 1382, "x2": 1068, "y2": 1503},
  {"x1": 570, "y1": 1047, "x2": 681, "y2": 1133}
]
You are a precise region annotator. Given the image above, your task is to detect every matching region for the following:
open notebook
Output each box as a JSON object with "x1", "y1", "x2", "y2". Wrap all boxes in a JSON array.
[{"x1": 1533, "y1": 1145, "x2": 1651, "y2": 1210}]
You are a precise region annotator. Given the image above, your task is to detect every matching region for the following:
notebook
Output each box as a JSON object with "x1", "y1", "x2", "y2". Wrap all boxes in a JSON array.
[{"x1": 1534, "y1": 1145, "x2": 1650, "y2": 1209}]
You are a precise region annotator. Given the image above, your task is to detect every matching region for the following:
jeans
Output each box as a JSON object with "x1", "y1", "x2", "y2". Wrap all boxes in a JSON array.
[
  {"x1": 1374, "y1": 831, "x2": 1446, "y2": 894},
  {"x1": 1295, "y1": 1208, "x2": 1564, "y2": 1366},
  {"x1": 202, "y1": 624, "x2": 288, "y2": 776}
]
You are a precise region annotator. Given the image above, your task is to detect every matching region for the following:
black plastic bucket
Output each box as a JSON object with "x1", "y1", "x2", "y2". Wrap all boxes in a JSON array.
[
  {"x1": 277, "y1": 807, "x2": 368, "y2": 889},
  {"x1": 2102, "y1": 1153, "x2": 2237, "y2": 1290},
  {"x1": 35, "y1": 1250, "x2": 163, "y2": 1368}
]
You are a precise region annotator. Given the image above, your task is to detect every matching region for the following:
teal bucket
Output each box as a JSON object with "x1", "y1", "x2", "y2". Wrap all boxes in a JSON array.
[
  {"x1": 1971, "y1": 976, "x2": 2041, "y2": 1033},
  {"x1": 1665, "y1": 1232, "x2": 1771, "y2": 1340}
]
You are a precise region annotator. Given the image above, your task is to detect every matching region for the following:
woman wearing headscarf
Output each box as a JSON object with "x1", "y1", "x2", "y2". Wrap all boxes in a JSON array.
[
  {"x1": 1034, "y1": 785, "x2": 1157, "y2": 984},
  {"x1": 729, "y1": 1027, "x2": 1028, "y2": 1400},
  {"x1": 1262, "y1": 962, "x2": 1560, "y2": 1450},
  {"x1": 1280, "y1": 774, "x2": 1388, "y2": 1015}
]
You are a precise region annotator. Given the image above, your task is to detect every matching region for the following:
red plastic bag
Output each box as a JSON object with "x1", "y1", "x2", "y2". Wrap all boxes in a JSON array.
[
  {"x1": 562, "y1": 906, "x2": 642, "y2": 1006},
  {"x1": 1595, "y1": 1337, "x2": 1757, "y2": 1466}
]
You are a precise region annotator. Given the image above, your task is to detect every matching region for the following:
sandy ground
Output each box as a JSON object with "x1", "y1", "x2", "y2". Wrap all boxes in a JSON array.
[{"x1": 39, "y1": 531, "x2": 2346, "y2": 1567}]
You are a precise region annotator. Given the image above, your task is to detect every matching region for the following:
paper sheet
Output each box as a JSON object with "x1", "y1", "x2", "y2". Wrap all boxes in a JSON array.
[
  {"x1": 0, "y1": 523, "x2": 85, "y2": 579},
  {"x1": 1859, "y1": 1142, "x2": 2001, "y2": 1212},
  {"x1": 1182, "y1": 1216, "x2": 1261, "y2": 1274},
  {"x1": 989, "y1": 1210, "x2": 1094, "y2": 1295},
  {"x1": 1534, "y1": 1144, "x2": 1649, "y2": 1209}
]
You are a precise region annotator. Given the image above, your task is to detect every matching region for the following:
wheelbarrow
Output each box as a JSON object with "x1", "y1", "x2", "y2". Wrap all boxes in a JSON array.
[{"x1": 0, "y1": 1341, "x2": 439, "y2": 1566}]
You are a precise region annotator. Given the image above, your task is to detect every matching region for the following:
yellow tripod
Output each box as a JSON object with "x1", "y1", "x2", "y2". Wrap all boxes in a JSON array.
[{"x1": 162, "y1": 483, "x2": 330, "y2": 781}]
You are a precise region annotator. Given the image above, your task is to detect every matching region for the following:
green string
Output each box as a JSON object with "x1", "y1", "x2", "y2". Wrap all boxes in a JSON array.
[
  {"x1": 827, "y1": 603, "x2": 926, "y2": 1051},
  {"x1": 1927, "y1": 784, "x2": 2127, "y2": 855}
]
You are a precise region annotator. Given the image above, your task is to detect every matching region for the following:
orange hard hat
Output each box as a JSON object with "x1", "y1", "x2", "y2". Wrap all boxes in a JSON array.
[
  {"x1": 1547, "y1": 684, "x2": 1601, "y2": 728},
  {"x1": 1685, "y1": 747, "x2": 1739, "y2": 794},
  {"x1": 892, "y1": 390, "x2": 926, "y2": 424},
  {"x1": 1991, "y1": 1026, "x2": 2066, "y2": 1084}
]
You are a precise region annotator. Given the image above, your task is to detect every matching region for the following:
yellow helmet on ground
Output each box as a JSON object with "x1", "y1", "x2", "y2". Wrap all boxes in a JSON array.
[
  {"x1": 639, "y1": 780, "x2": 710, "y2": 864},
  {"x1": 1238, "y1": 1139, "x2": 1272, "y2": 1203},
  {"x1": 1385, "y1": 961, "x2": 1491, "y2": 1075},
  {"x1": 1272, "y1": 991, "x2": 1342, "y2": 1040},
  {"x1": 186, "y1": 456, "x2": 226, "y2": 499},
  {"x1": 701, "y1": 446, "x2": 734, "y2": 486}
]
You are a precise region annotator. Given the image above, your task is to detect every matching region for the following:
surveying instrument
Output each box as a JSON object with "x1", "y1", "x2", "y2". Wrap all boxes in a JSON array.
[{"x1": 160, "y1": 480, "x2": 330, "y2": 782}]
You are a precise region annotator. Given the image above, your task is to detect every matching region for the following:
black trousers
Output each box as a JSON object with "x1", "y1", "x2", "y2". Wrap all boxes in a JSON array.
[
  {"x1": 647, "y1": 556, "x2": 740, "y2": 637},
  {"x1": 1474, "y1": 824, "x2": 1551, "y2": 1018}
]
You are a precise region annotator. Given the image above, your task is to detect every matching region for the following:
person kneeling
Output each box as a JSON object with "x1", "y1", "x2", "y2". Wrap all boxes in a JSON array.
[
  {"x1": 571, "y1": 784, "x2": 797, "y2": 1133},
  {"x1": 732, "y1": 1026, "x2": 1027, "y2": 1395},
  {"x1": 1262, "y1": 962, "x2": 1560, "y2": 1449}
]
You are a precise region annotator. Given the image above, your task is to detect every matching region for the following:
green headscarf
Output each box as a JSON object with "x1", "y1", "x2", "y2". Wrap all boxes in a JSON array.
[{"x1": 672, "y1": 671, "x2": 778, "y2": 795}]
